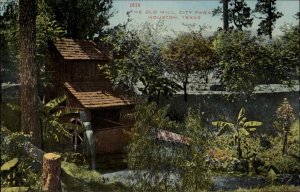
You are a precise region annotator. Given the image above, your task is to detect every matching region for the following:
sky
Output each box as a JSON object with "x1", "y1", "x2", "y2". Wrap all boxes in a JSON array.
[
  {"x1": 109, "y1": 0, "x2": 299, "y2": 36},
  {"x1": 0, "y1": 0, "x2": 298, "y2": 36}
]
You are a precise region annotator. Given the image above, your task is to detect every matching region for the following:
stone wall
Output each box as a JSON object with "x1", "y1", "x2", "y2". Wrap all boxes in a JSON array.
[
  {"x1": 161, "y1": 91, "x2": 299, "y2": 134},
  {"x1": 1, "y1": 83, "x2": 20, "y2": 102}
]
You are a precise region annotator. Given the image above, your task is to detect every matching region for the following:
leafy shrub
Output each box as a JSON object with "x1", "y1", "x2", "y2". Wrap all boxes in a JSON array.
[
  {"x1": 268, "y1": 156, "x2": 300, "y2": 174},
  {"x1": 1, "y1": 129, "x2": 42, "y2": 191},
  {"x1": 273, "y1": 98, "x2": 296, "y2": 155},
  {"x1": 1, "y1": 131, "x2": 32, "y2": 159},
  {"x1": 288, "y1": 120, "x2": 299, "y2": 158},
  {"x1": 5, "y1": 96, "x2": 83, "y2": 151},
  {"x1": 258, "y1": 120, "x2": 300, "y2": 174},
  {"x1": 208, "y1": 135, "x2": 236, "y2": 172},
  {"x1": 0, "y1": 156, "x2": 41, "y2": 191},
  {"x1": 127, "y1": 103, "x2": 212, "y2": 192},
  {"x1": 61, "y1": 152, "x2": 86, "y2": 165},
  {"x1": 212, "y1": 108, "x2": 262, "y2": 159}
]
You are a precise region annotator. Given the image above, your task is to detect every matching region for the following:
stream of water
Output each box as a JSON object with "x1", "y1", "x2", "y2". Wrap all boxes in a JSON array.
[{"x1": 81, "y1": 111, "x2": 96, "y2": 170}]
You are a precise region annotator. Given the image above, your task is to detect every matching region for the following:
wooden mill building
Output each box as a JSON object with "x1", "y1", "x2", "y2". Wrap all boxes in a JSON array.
[{"x1": 48, "y1": 38, "x2": 137, "y2": 154}]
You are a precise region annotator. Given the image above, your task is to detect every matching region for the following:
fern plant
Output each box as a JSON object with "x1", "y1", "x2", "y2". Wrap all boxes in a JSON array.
[
  {"x1": 212, "y1": 108, "x2": 262, "y2": 159},
  {"x1": 267, "y1": 168, "x2": 277, "y2": 185}
]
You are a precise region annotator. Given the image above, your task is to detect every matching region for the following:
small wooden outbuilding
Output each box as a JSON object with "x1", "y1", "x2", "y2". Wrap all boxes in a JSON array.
[{"x1": 48, "y1": 38, "x2": 137, "y2": 153}]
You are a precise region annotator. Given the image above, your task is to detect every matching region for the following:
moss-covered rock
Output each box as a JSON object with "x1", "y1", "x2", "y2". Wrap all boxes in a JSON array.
[{"x1": 61, "y1": 161, "x2": 127, "y2": 191}]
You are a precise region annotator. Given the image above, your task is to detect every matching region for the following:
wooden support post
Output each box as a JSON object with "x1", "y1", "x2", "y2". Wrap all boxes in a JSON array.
[{"x1": 42, "y1": 153, "x2": 62, "y2": 192}]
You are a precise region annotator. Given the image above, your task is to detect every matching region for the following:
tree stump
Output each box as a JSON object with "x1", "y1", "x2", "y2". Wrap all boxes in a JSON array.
[{"x1": 42, "y1": 153, "x2": 62, "y2": 192}]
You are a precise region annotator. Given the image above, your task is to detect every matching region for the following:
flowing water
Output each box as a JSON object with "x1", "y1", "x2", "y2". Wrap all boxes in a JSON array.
[{"x1": 81, "y1": 114, "x2": 96, "y2": 170}]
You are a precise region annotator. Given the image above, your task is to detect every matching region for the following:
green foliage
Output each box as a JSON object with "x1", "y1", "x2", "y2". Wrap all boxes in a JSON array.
[
  {"x1": 213, "y1": 31, "x2": 268, "y2": 94},
  {"x1": 1, "y1": 187, "x2": 29, "y2": 192},
  {"x1": 36, "y1": 0, "x2": 65, "y2": 90},
  {"x1": 1, "y1": 131, "x2": 32, "y2": 158},
  {"x1": 208, "y1": 134, "x2": 236, "y2": 171},
  {"x1": 1, "y1": 132, "x2": 42, "y2": 191},
  {"x1": 0, "y1": 157, "x2": 41, "y2": 191},
  {"x1": 275, "y1": 24, "x2": 300, "y2": 82},
  {"x1": 209, "y1": 133, "x2": 263, "y2": 174},
  {"x1": 253, "y1": 120, "x2": 300, "y2": 175},
  {"x1": 288, "y1": 120, "x2": 299, "y2": 157},
  {"x1": 39, "y1": 96, "x2": 83, "y2": 150},
  {"x1": 180, "y1": 110, "x2": 212, "y2": 191},
  {"x1": 1, "y1": 128, "x2": 42, "y2": 185},
  {"x1": 212, "y1": 0, "x2": 253, "y2": 30},
  {"x1": 254, "y1": 0, "x2": 283, "y2": 39},
  {"x1": 210, "y1": 118, "x2": 299, "y2": 177},
  {"x1": 1, "y1": 158, "x2": 19, "y2": 171},
  {"x1": 0, "y1": 0, "x2": 65, "y2": 93},
  {"x1": 0, "y1": 2, "x2": 19, "y2": 82},
  {"x1": 61, "y1": 161, "x2": 102, "y2": 183},
  {"x1": 213, "y1": 23, "x2": 299, "y2": 89},
  {"x1": 6, "y1": 96, "x2": 83, "y2": 151},
  {"x1": 273, "y1": 98, "x2": 295, "y2": 155},
  {"x1": 127, "y1": 103, "x2": 212, "y2": 191},
  {"x1": 162, "y1": 30, "x2": 217, "y2": 101},
  {"x1": 61, "y1": 152, "x2": 86, "y2": 165},
  {"x1": 61, "y1": 161, "x2": 125, "y2": 191},
  {"x1": 269, "y1": 155, "x2": 300, "y2": 174},
  {"x1": 274, "y1": 98, "x2": 295, "y2": 130},
  {"x1": 45, "y1": 0, "x2": 113, "y2": 39},
  {"x1": 267, "y1": 168, "x2": 277, "y2": 185},
  {"x1": 0, "y1": 158, "x2": 21, "y2": 188},
  {"x1": 212, "y1": 108, "x2": 262, "y2": 159},
  {"x1": 102, "y1": 22, "x2": 181, "y2": 103},
  {"x1": 229, "y1": 0, "x2": 253, "y2": 30},
  {"x1": 235, "y1": 185, "x2": 300, "y2": 192}
]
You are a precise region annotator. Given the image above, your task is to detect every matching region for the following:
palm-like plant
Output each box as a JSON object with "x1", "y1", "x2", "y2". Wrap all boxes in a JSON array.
[
  {"x1": 39, "y1": 96, "x2": 83, "y2": 150},
  {"x1": 7, "y1": 96, "x2": 83, "y2": 150},
  {"x1": 212, "y1": 108, "x2": 262, "y2": 159}
]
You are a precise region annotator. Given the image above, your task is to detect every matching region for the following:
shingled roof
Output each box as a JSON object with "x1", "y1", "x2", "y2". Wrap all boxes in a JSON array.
[
  {"x1": 53, "y1": 38, "x2": 109, "y2": 60},
  {"x1": 64, "y1": 82, "x2": 137, "y2": 109}
]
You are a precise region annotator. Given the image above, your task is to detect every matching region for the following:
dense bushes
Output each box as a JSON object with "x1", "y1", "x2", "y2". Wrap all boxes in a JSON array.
[
  {"x1": 209, "y1": 118, "x2": 299, "y2": 180},
  {"x1": 127, "y1": 103, "x2": 212, "y2": 191},
  {"x1": 1, "y1": 130, "x2": 42, "y2": 191}
]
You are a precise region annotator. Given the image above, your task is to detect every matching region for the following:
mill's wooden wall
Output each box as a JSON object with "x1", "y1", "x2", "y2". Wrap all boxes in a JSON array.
[
  {"x1": 60, "y1": 61, "x2": 109, "y2": 82},
  {"x1": 48, "y1": 43, "x2": 110, "y2": 97}
]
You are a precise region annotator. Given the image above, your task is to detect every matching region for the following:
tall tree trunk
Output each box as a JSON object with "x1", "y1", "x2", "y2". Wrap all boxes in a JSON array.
[
  {"x1": 237, "y1": 137, "x2": 242, "y2": 159},
  {"x1": 156, "y1": 91, "x2": 160, "y2": 105},
  {"x1": 19, "y1": 0, "x2": 41, "y2": 147},
  {"x1": 267, "y1": 1, "x2": 272, "y2": 39},
  {"x1": 0, "y1": 39, "x2": 2, "y2": 121},
  {"x1": 183, "y1": 82, "x2": 188, "y2": 102},
  {"x1": 223, "y1": 0, "x2": 229, "y2": 31},
  {"x1": 282, "y1": 130, "x2": 288, "y2": 155}
]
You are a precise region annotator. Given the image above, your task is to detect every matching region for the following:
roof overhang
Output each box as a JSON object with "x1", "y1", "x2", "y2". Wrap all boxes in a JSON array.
[{"x1": 64, "y1": 82, "x2": 138, "y2": 109}]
